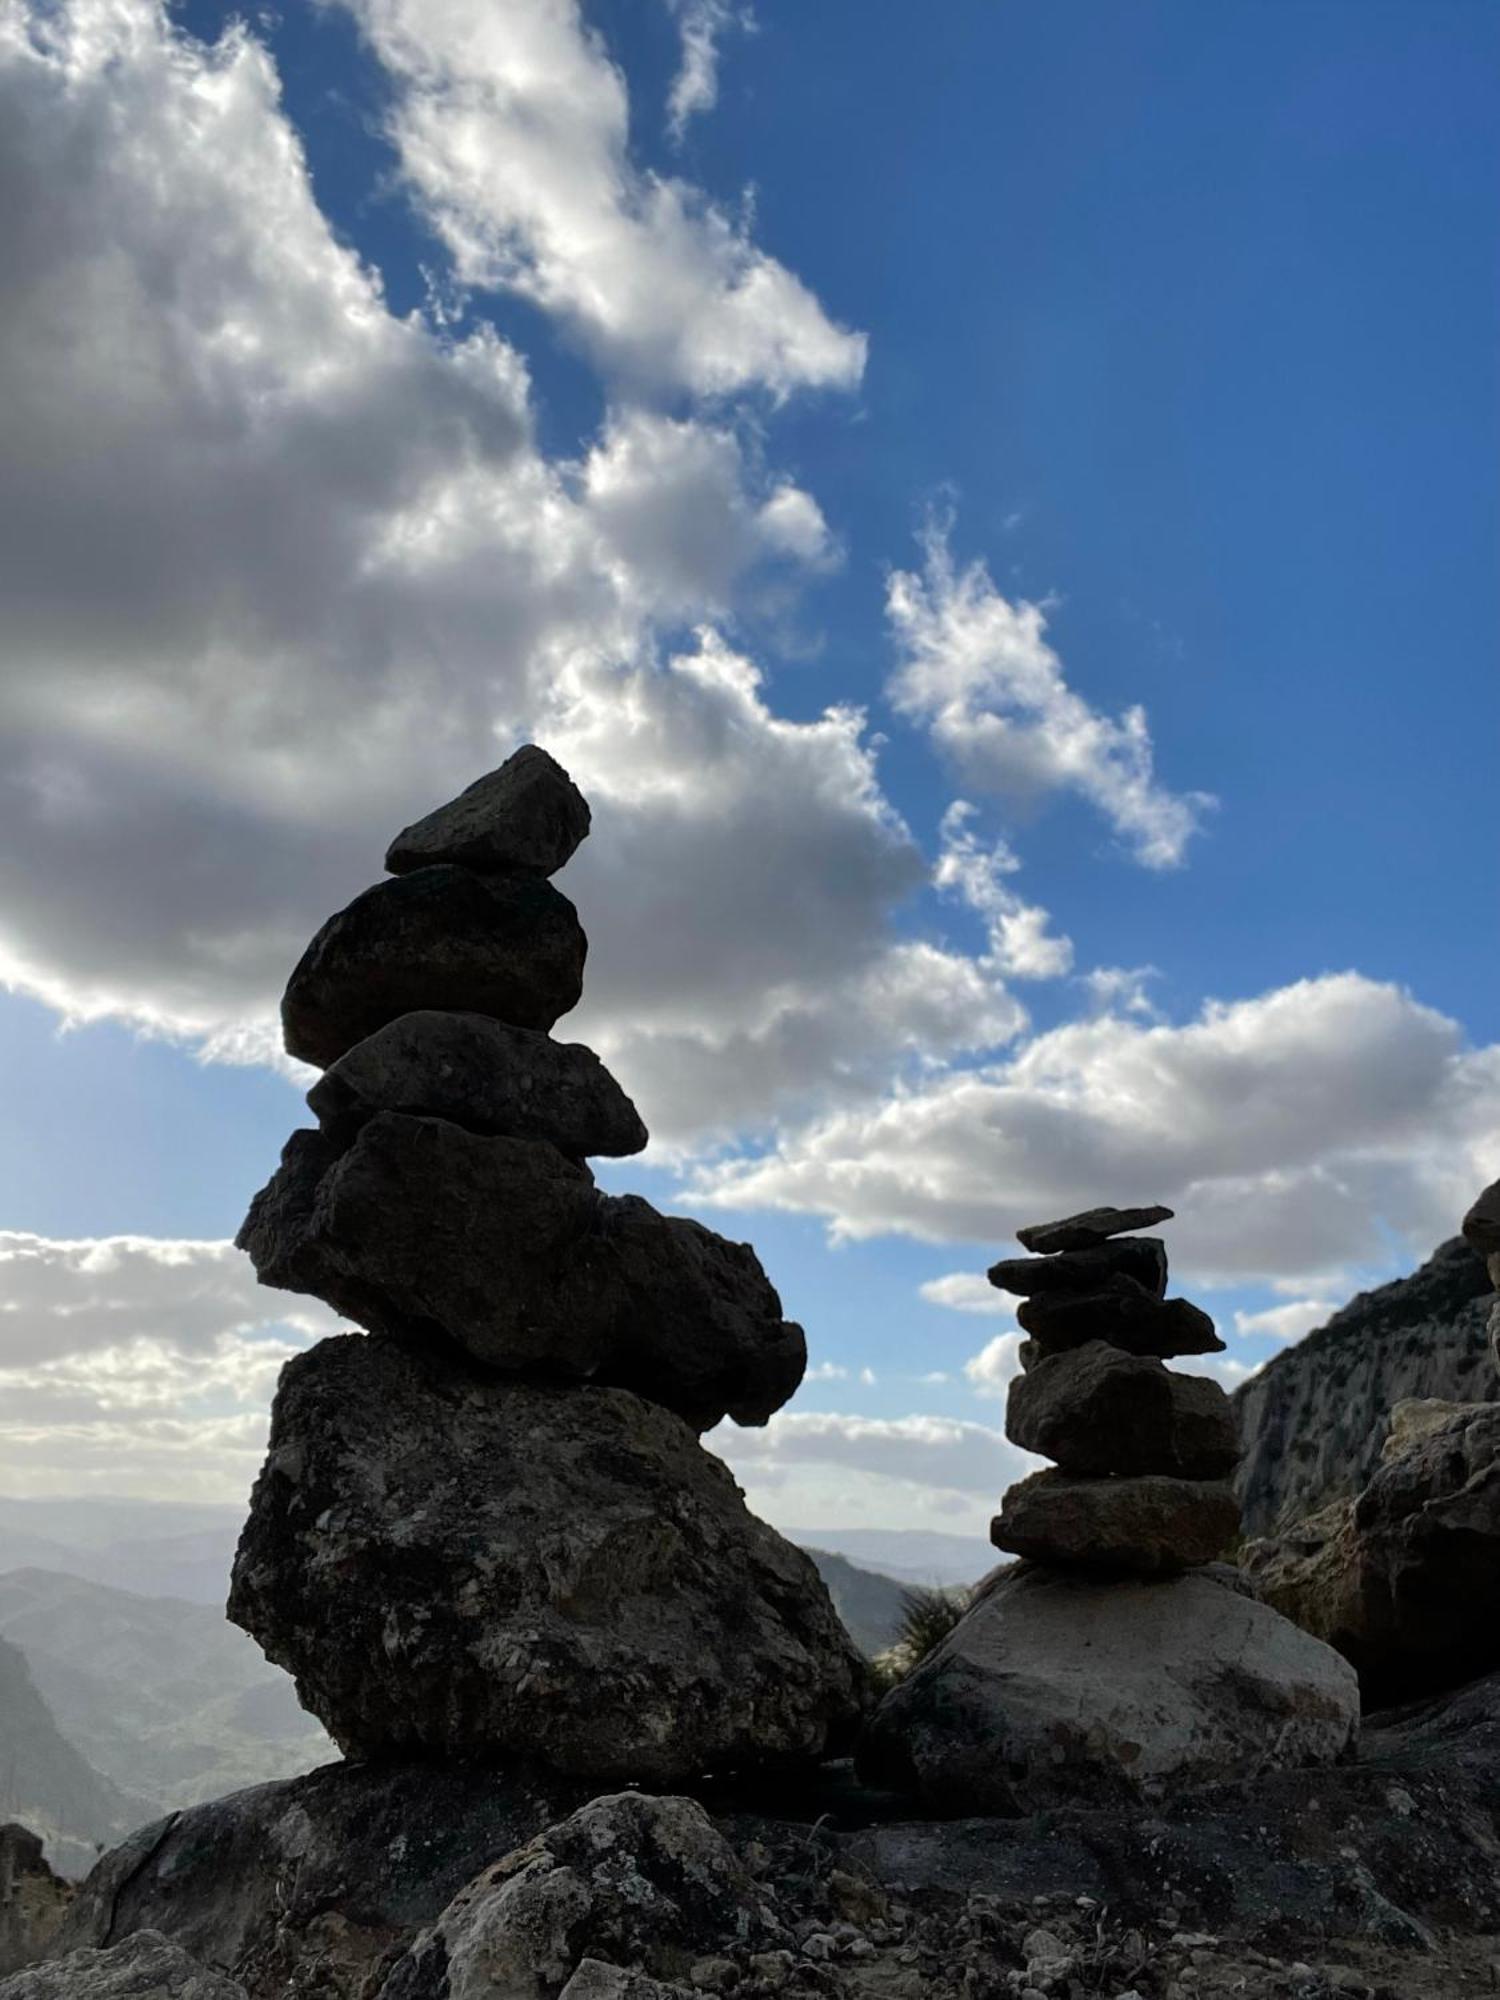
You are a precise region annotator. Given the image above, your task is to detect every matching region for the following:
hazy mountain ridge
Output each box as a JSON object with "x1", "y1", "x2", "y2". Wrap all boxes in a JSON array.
[
  {"x1": 0, "y1": 1635, "x2": 148, "y2": 1878},
  {"x1": 1233, "y1": 1235, "x2": 1496, "y2": 1535}
]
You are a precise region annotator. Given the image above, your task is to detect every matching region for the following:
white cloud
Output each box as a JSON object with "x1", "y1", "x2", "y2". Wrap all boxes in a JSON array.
[
  {"x1": 664, "y1": 0, "x2": 748, "y2": 143},
  {"x1": 696, "y1": 973, "x2": 1500, "y2": 1284},
  {"x1": 711, "y1": 1408, "x2": 1024, "y2": 1496},
  {"x1": 337, "y1": 0, "x2": 864, "y2": 399},
  {"x1": 888, "y1": 522, "x2": 1212, "y2": 868},
  {"x1": 919, "y1": 1272, "x2": 1014, "y2": 1316},
  {"x1": 935, "y1": 802, "x2": 1073, "y2": 980},
  {"x1": 0, "y1": 0, "x2": 999, "y2": 1151},
  {"x1": 962, "y1": 1332, "x2": 1028, "y2": 1399},
  {"x1": 1233, "y1": 1298, "x2": 1337, "y2": 1345}
]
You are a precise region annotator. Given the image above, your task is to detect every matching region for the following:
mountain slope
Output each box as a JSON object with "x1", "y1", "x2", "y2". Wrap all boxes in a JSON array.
[
  {"x1": 1233, "y1": 1236, "x2": 1496, "y2": 1535},
  {"x1": 0, "y1": 1635, "x2": 148, "y2": 1878},
  {"x1": 0, "y1": 1569, "x2": 332, "y2": 1813},
  {"x1": 804, "y1": 1550, "x2": 914, "y2": 1656}
]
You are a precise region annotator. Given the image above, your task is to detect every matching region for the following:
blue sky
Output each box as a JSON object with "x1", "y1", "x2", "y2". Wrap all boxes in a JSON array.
[{"x1": 0, "y1": 0, "x2": 1495, "y2": 1535}]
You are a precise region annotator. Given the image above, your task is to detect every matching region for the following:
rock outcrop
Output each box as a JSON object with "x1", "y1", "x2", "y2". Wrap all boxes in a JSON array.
[
  {"x1": 231, "y1": 747, "x2": 862, "y2": 1775},
  {"x1": 1233, "y1": 1236, "x2": 1494, "y2": 1536},
  {"x1": 863, "y1": 1203, "x2": 1359, "y2": 1807},
  {"x1": 0, "y1": 1829, "x2": 69, "y2": 1977},
  {"x1": 0, "y1": 1933, "x2": 245, "y2": 1998},
  {"x1": 228, "y1": 1337, "x2": 863, "y2": 1773},
  {"x1": 859, "y1": 1562, "x2": 1359, "y2": 1814}
]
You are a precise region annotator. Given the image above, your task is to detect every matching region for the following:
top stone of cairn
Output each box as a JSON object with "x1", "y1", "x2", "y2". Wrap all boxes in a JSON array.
[
  {"x1": 1016, "y1": 1202, "x2": 1174, "y2": 1255},
  {"x1": 386, "y1": 745, "x2": 590, "y2": 879}
]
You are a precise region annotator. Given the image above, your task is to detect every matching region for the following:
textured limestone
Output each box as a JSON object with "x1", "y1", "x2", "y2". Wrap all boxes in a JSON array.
[
  {"x1": 0, "y1": 1933, "x2": 246, "y2": 1999},
  {"x1": 991, "y1": 1469, "x2": 1241, "y2": 1574},
  {"x1": 1005, "y1": 1342, "x2": 1239, "y2": 1479},
  {"x1": 282, "y1": 866, "x2": 586, "y2": 1068},
  {"x1": 1015, "y1": 1205, "x2": 1174, "y2": 1254},
  {"x1": 386, "y1": 745, "x2": 590, "y2": 880},
  {"x1": 858, "y1": 1563, "x2": 1359, "y2": 1816},
  {"x1": 228, "y1": 1335, "x2": 865, "y2": 1774},
  {"x1": 236, "y1": 1116, "x2": 804, "y2": 1431},
  {"x1": 308, "y1": 1011, "x2": 647, "y2": 1157}
]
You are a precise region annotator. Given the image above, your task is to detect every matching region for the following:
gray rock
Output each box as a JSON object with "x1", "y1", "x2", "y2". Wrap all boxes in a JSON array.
[
  {"x1": 386, "y1": 746, "x2": 591, "y2": 880},
  {"x1": 0, "y1": 1826, "x2": 70, "y2": 1977},
  {"x1": 1005, "y1": 1343, "x2": 1239, "y2": 1479},
  {"x1": 987, "y1": 1238, "x2": 1167, "y2": 1301},
  {"x1": 307, "y1": 1011, "x2": 648, "y2": 1158},
  {"x1": 236, "y1": 1116, "x2": 804, "y2": 1432},
  {"x1": 282, "y1": 866, "x2": 586, "y2": 1068},
  {"x1": 380, "y1": 1794, "x2": 770, "y2": 1999},
  {"x1": 228, "y1": 1335, "x2": 865, "y2": 1773},
  {"x1": 1017, "y1": 1282, "x2": 1223, "y2": 1358},
  {"x1": 991, "y1": 1470, "x2": 1241, "y2": 1573},
  {"x1": 0, "y1": 1932, "x2": 246, "y2": 1998},
  {"x1": 1015, "y1": 1205, "x2": 1173, "y2": 1254},
  {"x1": 1461, "y1": 1177, "x2": 1500, "y2": 1258},
  {"x1": 857, "y1": 1563, "x2": 1358, "y2": 1815},
  {"x1": 560, "y1": 1965, "x2": 692, "y2": 2000},
  {"x1": 1232, "y1": 1237, "x2": 1494, "y2": 1538}
]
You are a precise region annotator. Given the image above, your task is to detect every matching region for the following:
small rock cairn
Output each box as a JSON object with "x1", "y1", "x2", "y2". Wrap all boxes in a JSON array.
[
  {"x1": 228, "y1": 747, "x2": 863, "y2": 1781},
  {"x1": 988, "y1": 1203, "x2": 1242, "y2": 1572}
]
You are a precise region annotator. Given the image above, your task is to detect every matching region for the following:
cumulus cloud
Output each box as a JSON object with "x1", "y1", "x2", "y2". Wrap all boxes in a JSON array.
[
  {"x1": 888, "y1": 523, "x2": 1212, "y2": 868},
  {"x1": 696, "y1": 973, "x2": 1500, "y2": 1283},
  {"x1": 963, "y1": 1331, "x2": 1028, "y2": 1400},
  {"x1": 935, "y1": 801, "x2": 1073, "y2": 980},
  {"x1": 1233, "y1": 1298, "x2": 1338, "y2": 1345},
  {"x1": 919, "y1": 1272, "x2": 1012, "y2": 1316},
  {"x1": 711, "y1": 1408, "x2": 1023, "y2": 1495},
  {"x1": 0, "y1": 0, "x2": 1001, "y2": 1148},
  {"x1": 336, "y1": 0, "x2": 864, "y2": 399}
]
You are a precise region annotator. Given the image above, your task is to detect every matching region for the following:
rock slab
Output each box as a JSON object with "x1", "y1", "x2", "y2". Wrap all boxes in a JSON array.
[
  {"x1": 1015, "y1": 1205, "x2": 1173, "y2": 1254},
  {"x1": 282, "y1": 866, "x2": 586, "y2": 1068},
  {"x1": 386, "y1": 746, "x2": 591, "y2": 880},
  {"x1": 858, "y1": 1562, "x2": 1359, "y2": 1815},
  {"x1": 988, "y1": 1237, "x2": 1167, "y2": 1300},
  {"x1": 308, "y1": 1011, "x2": 647, "y2": 1158},
  {"x1": 228, "y1": 1335, "x2": 865, "y2": 1776},
  {"x1": 1017, "y1": 1281, "x2": 1223, "y2": 1358},
  {"x1": 237, "y1": 1116, "x2": 804, "y2": 1431},
  {"x1": 1005, "y1": 1341, "x2": 1239, "y2": 1479},
  {"x1": 992, "y1": 1469, "x2": 1240, "y2": 1573}
]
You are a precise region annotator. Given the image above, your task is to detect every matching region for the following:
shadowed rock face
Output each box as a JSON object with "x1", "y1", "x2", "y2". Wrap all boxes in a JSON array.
[
  {"x1": 306, "y1": 1011, "x2": 647, "y2": 1158},
  {"x1": 859, "y1": 1563, "x2": 1359, "y2": 1816},
  {"x1": 385, "y1": 745, "x2": 590, "y2": 880},
  {"x1": 987, "y1": 1237, "x2": 1167, "y2": 1300},
  {"x1": 1244, "y1": 1400, "x2": 1500, "y2": 1703},
  {"x1": 227, "y1": 1335, "x2": 866, "y2": 1775},
  {"x1": 281, "y1": 866, "x2": 587, "y2": 1068},
  {"x1": 236, "y1": 1116, "x2": 805, "y2": 1432},
  {"x1": 991, "y1": 1470, "x2": 1241, "y2": 1574},
  {"x1": 0, "y1": 1932, "x2": 247, "y2": 1998},
  {"x1": 1233, "y1": 1237, "x2": 1494, "y2": 1537},
  {"x1": 1015, "y1": 1205, "x2": 1174, "y2": 1254},
  {"x1": 1005, "y1": 1341, "x2": 1239, "y2": 1479},
  {"x1": 1017, "y1": 1282, "x2": 1223, "y2": 1359}
]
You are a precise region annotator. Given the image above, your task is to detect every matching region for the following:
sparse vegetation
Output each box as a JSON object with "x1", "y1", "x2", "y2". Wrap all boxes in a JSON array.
[{"x1": 869, "y1": 1583, "x2": 971, "y2": 1691}]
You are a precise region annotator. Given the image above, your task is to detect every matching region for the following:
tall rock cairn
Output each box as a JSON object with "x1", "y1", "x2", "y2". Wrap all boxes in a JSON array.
[
  {"x1": 229, "y1": 747, "x2": 864, "y2": 1782},
  {"x1": 988, "y1": 1204, "x2": 1242, "y2": 1573}
]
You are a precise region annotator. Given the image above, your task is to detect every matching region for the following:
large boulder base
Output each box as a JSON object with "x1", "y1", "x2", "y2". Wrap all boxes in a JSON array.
[
  {"x1": 1005, "y1": 1341, "x2": 1239, "y2": 1478},
  {"x1": 858, "y1": 1562, "x2": 1359, "y2": 1815},
  {"x1": 386, "y1": 746, "x2": 590, "y2": 880},
  {"x1": 1018, "y1": 1280, "x2": 1224, "y2": 1357},
  {"x1": 1015, "y1": 1204, "x2": 1173, "y2": 1254},
  {"x1": 281, "y1": 866, "x2": 586, "y2": 1068},
  {"x1": 992, "y1": 1468, "x2": 1241, "y2": 1573},
  {"x1": 987, "y1": 1236, "x2": 1167, "y2": 1300},
  {"x1": 236, "y1": 1117, "x2": 805, "y2": 1431},
  {"x1": 1244, "y1": 1402, "x2": 1500, "y2": 1702},
  {"x1": 0, "y1": 1932, "x2": 246, "y2": 1998},
  {"x1": 228, "y1": 1335, "x2": 865, "y2": 1776},
  {"x1": 307, "y1": 1011, "x2": 647, "y2": 1158},
  {"x1": 381, "y1": 1794, "x2": 771, "y2": 2000}
]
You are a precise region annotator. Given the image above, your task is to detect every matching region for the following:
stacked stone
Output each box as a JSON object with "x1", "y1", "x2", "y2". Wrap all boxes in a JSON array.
[
  {"x1": 987, "y1": 1203, "x2": 1242, "y2": 1573},
  {"x1": 228, "y1": 748, "x2": 864, "y2": 1783}
]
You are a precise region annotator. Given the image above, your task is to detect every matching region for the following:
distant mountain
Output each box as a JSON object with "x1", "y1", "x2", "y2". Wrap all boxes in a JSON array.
[
  {"x1": 0, "y1": 1570, "x2": 332, "y2": 1815},
  {"x1": 804, "y1": 1550, "x2": 912, "y2": 1655},
  {"x1": 0, "y1": 1496, "x2": 240, "y2": 1605},
  {"x1": 1234, "y1": 1236, "x2": 1497, "y2": 1536},
  {"x1": 788, "y1": 1526, "x2": 992, "y2": 1588},
  {"x1": 0, "y1": 1634, "x2": 148, "y2": 1878}
]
